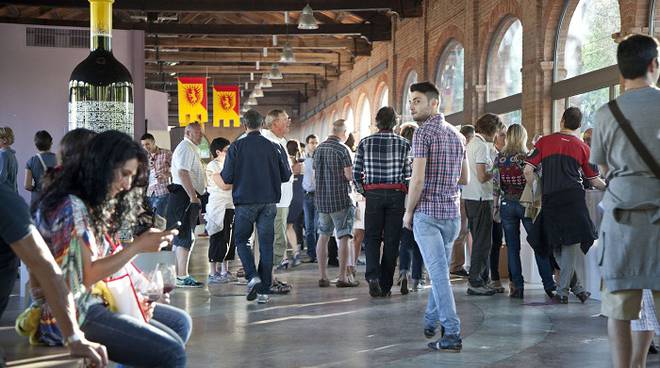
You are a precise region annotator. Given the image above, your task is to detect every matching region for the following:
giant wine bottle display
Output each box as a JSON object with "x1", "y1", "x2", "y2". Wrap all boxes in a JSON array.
[{"x1": 68, "y1": 0, "x2": 134, "y2": 136}]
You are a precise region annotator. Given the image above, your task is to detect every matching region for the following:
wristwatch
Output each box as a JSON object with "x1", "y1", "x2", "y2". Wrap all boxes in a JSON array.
[{"x1": 64, "y1": 331, "x2": 84, "y2": 347}]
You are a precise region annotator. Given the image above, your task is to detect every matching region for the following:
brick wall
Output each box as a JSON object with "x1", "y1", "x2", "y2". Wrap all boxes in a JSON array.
[{"x1": 292, "y1": 0, "x2": 653, "y2": 140}]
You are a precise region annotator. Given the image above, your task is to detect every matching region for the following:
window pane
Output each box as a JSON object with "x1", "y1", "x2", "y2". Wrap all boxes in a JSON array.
[
  {"x1": 487, "y1": 19, "x2": 523, "y2": 101},
  {"x1": 344, "y1": 106, "x2": 355, "y2": 135},
  {"x1": 568, "y1": 87, "x2": 609, "y2": 130},
  {"x1": 379, "y1": 87, "x2": 389, "y2": 109},
  {"x1": 359, "y1": 97, "x2": 372, "y2": 139},
  {"x1": 559, "y1": 0, "x2": 620, "y2": 80},
  {"x1": 499, "y1": 110, "x2": 521, "y2": 126},
  {"x1": 401, "y1": 71, "x2": 418, "y2": 121},
  {"x1": 435, "y1": 40, "x2": 464, "y2": 115}
]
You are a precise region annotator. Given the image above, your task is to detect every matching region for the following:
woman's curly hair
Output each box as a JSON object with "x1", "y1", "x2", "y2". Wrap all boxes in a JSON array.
[{"x1": 38, "y1": 130, "x2": 149, "y2": 239}]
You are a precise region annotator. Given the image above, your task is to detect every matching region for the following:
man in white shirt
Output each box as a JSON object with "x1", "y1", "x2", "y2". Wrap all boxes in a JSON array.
[
  {"x1": 167, "y1": 122, "x2": 206, "y2": 287},
  {"x1": 263, "y1": 110, "x2": 294, "y2": 274},
  {"x1": 462, "y1": 114, "x2": 501, "y2": 296}
]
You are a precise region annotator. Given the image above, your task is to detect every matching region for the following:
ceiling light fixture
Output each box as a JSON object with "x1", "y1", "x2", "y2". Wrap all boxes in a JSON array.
[
  {"x1": 259, "y1": 76, "x2": 272, "y2": 88},
  {"x1": 253, "y1": 87, "x2": 264, "y2": 98},
  {"x1": 268, "y1": 64, "x2": 283, "y2": 80},
  {"x1": 247, "y1": 96, "x2": 258, "y2": 106},
  {"x1": 279, "y1": 42, "x2": 296, "y2": 63},
  {"x1": 298, "y1": 4, "x2": 319, "y2": 30}
]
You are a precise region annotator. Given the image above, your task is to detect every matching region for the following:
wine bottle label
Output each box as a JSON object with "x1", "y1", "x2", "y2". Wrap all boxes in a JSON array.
[
  {"x1": 90, "y1": 0, "x2": 113, "y2": 38},
  {"x1": 68, "y1": 101, "x2": 134, "y2": 136}
]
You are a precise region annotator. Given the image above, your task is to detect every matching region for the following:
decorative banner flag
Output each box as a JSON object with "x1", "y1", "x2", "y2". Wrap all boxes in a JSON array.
[
  {"x1": 212, "y1": 85, "x2": 241, "y2": 128},
  {"x1": 177, "y1": 77, "x2": 208, "y2": 126}
]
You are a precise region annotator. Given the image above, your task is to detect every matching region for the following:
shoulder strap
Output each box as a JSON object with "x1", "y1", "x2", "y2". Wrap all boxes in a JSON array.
[
  {"x1": 36, "y1": 153, "x2": 48, "y2": 172},
  {"x1": 607, "y1": 100, "x2": 660, "y2": 179}
]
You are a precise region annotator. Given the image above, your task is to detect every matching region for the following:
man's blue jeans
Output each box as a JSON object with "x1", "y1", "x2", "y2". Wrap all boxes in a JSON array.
[
  {"x1": 303, "y1": 192, "x2": 318, "y2": 259},
  {"x1": 500, "y1": 199, "x2": 555, "y2": 290},
  {"x1": 234, "y1": 203, "x2": 276, "y2": 294},
  {"x1": 82, "y1": 303, "x2": 191, "y2": 368},
  {"x1": 148, "y1": 194, "x2": 169, "y2": 217},
  {"x1": 413, "y1": 212, "x2": 461, "y2": 336}
]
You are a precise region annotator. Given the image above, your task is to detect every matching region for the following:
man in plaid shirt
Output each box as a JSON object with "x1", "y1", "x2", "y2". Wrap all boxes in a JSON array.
[
  {"x1": 353, "y1": 106, "x2": 411, "y2": 298},
  {"x1": 140, "y1": 133, "x2": 172, "y2": 217},
  {"x1": 402, "y1": 82, "x2": 469, "y2": 352}
]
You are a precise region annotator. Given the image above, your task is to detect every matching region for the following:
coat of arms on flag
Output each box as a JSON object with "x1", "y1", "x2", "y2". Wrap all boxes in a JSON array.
[
  {"x1": 177, "y1": 77, "x2": 208, "y2": 126},
  {"x1": 213, "y1": 85, "x2": 240, "y2": 128}
]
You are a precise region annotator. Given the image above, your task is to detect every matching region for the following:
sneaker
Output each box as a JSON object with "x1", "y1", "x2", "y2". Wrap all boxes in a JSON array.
[
  {"x1": 224, "y1": 271, "x2": 239, "y2": 282},
  {"x1": 356, "y1": 259, "x2": 366, "y2": 266},
  {"x1": 467, "y1": 285, "x2": 497, "y2": 296},
  {"x1": 246, "y1": 277, "x2": 262, "y2": 301},
  {"x1": 368, "y1": 279, "x2": 382, "y2": 298},
  {"x1": 336, "y1": 279, "x2": 359, "y2": 288},
  {"x1": 487, "y1": 280, "x2": 505, "y2": 293},
  {"x1": 330, "y1": 276, "x2": 340, "y2": 284},
  {"x1": 256, "y1": 294, "x2": 270, "y2": 304},
  {"x1": 450, "y1": 268, "x2": 469, "y2": 278},
  {"x1": 207, "y1": 273, "x2": 230, "y2": 284},
  {"x1": 575, "y1": 291, "x2": 591, "y2": 304},
  {"x1": 424, "y1": 325, "x2": 444, "y2": 339},
  {"x1": 399, "y1": 272, "x2": 409, "y2": 295},
  {"x1": 176, "y1": 276, "x2": 204, "y2": 288},
  {"x1": 411, "y1": 279, "x2": 421, "y2": 292},
  {"x1": 291, "y1": 253, "x2": 302, "y2": 267},
  {"x1": 428, "y1": 334, "x2": 462, "y2": 352},
  {"x1": 318, "y1": 279, "x2": 330, "y2": 287}
]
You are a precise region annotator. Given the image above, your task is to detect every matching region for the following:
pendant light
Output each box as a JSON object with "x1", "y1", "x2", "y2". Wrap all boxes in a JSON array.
[
  {"x1": 253, "y1": 86, "x2": 264, "y2": 98},
  {"x1": 298, "y1": 4, "x2": 318, "y2": 30},
  {"x1": 279, "y1": 42, "x2": 296, "y2": 63},
  {"x1": 268, "y1": 64, "x2": 283, "y2": 80}
]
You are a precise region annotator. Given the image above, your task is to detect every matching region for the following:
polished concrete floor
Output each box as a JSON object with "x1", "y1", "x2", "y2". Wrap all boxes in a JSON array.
[{"x1": 2, "y1": 237, "x2": 659, "y2": 368}]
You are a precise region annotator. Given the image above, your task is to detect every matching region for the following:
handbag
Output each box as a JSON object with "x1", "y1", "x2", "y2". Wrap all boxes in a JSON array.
[
  {"x1": 607, "y1": 100, "x2": 660, "y2": 179},
  {"x1": 104, "y1": 236, "x2": 148, "y2": 322}
]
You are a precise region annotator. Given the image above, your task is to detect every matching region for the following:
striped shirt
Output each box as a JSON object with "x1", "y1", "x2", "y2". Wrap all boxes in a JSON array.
[
  {"x1": 412, "y1": 114, "x2": 466, "y2": 220},
  {"x1": 353, "y1": 130, "x2": 411, "y2": 193},
  {"x1": 313, "y1": 136, "x2": 352, "y2": 213},
  {"x1": 147, "y1": 147, "x2": 172, "y2": 197}
]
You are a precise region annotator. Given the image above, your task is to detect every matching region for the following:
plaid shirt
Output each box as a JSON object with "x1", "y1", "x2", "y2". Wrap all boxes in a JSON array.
[
  {"x1": 313, "y1": 136, "x2": 353, "y2": 213},
  {"x1": 147, "y1": 147, "x2": 172, "y2": 197},
  {"x1": 412, "y1": 114, "x2": 466, "y2": 220},
  {"x1": 353, "y1": 130, "x2": 411, "y2": 192}
]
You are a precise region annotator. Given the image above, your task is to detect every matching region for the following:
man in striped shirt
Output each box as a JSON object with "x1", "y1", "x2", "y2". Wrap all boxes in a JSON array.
[{"x1": 353, "y1": 106, "x2": 411, "y2": 297}]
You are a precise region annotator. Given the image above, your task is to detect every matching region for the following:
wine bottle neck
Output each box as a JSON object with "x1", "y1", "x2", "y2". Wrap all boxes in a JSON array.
[{"x1": 89, "y1": 0, "x2": 113, "y2": 51}]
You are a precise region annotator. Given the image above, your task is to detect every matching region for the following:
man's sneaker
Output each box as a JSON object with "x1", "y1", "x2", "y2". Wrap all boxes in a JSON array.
[
  {"x1": 411, "y1": 279, "x2": 421, "y2": 292},
  {"x1": 575, "y1": 291, "x2": 591, "y2": 304},
  {"x1": 291, "y1": 253, "x2": 302, "y2": 267},
  {"x1": 399, "y1": 271, "x2": 410, "y2": 295},
  {"x1": 176, "y1": 276, "x2": 204, "y2": 288},
  {"x1": 256, "y1": 294, "x2": 270, "y2": 304},
  {"x1": 467, "y1": 285, "x2": 496, "y2": 296},
  {"x1": 428, "y1": 334, "x2": 462, "y2": 352},
  {"x1": 424, "y1": 325, "x2": 445, "y2": 339},
  {"x1": 246, "y1": 277, "x2": 262, "y2": 301},
  {"x1": 368, "y1": 279, "x2": 382, "y2": 298},
  {"x1": 487, "y1": 280, "x2": 505, "y2": 293},
  {"x1": 450, "y1": 268, "x2": 469, "y2": 278},
  {"x1": 224, "y1": 271, "x2": 239, "y2": 282},
  {"x1": 336, "y1": 279, "x2": 359, "y2": 288}
]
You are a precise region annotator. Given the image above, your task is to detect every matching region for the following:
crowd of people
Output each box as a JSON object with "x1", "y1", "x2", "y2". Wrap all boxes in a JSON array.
[{"x1": 0, "y1": 33, "x2": 657, "y2": 368}]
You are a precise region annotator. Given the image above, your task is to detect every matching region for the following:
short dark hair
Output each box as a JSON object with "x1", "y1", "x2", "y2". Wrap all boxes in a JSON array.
[
  {"x1": 243, "y1": 109, "x2": 263, "y2": 130},
  {"x1": 617, "y1": 34, "x2": 659, "y2": 79},
  {"x1": 410, "y1": 82, "x2": 440, "y2": 103},
  {"x1": 399, "y1": 123, "x2": 418, "y2": 142},
  {"x1": 140, "y1": 133, "x2": 155, "y2": 141},
  {"x1": 286, "y1": 140, "x2": 301, "y2": 156},
  {"x1": 475, "y1": 114, "x2": 502, "y2": 137},
  {"x1": 460, "y1": 124, "x2": 475, "y2": 138},
  {"x1": 34, "y1": 130, "x2": 53, "y2": 151},
  {"x1": 210, "y1": 137, "x2": 231, "y2": 158},
  {"x1": 375, "y1": 106, "x2": 397, "y2": 130},
  {"x1": 305, "y1": 134, "x2": 318, "y2": 143},
  {"x1": 561, "y1": 107, "x2": 582, "y2": 130}
]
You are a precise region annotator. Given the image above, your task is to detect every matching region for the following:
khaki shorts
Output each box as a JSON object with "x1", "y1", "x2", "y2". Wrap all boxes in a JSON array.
[{"x1": 601, "y1": 286, "x2": 660, "y2": 321}]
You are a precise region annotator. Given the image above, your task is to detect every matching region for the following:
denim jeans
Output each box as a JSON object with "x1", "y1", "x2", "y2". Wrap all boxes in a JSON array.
[
  {"x1": 413, "y1": 212, "x2": 461, "y2": 336},
  {"x1": 398, "y1": 228, "x2": 423, "y2": 280},
  {"x1": 82, "y1": 303, "x2": 191, "y2": 368},
  {"x1": 148, "y1": 194, "x2": 169, "y2": 218},
  {"x1": 364, "y1": 189, "x2": 405, "y2": 292},
  {"x1": 500, "y1": 199, "x2": 555, "y2": 290},
  {"x1": 234, "y1": 203, "x2": 276, "y2": 293},
  {"x1": 303, "y1": 192, "x2": 318, "y2": 259}
]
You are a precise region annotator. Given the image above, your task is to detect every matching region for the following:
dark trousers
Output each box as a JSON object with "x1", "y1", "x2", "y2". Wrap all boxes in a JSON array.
[
  {"x1": 465, "y1": 199, "x2": 493, "y2": 287},
  {"x1": 234, "y1": 204, "x2": 276, "y2": 294},
  {"x1": 0, "y1": 260, "x2": 18, "y2": 318},
  {"x1": 398, "y1": 228, "x2": 423, "y2": 280},
  {"x1": 489, "y1": 220, "x2": 504, "y2": 281},
  {"x1": 364, "y1": 189, "x2": 406, "y2": 292},
  {"x1": 208, "y1": 209, "x2": 235, "y2": 263},
  {"x1": 303, "y1": 192, "x2": 318, "y2": 259}
]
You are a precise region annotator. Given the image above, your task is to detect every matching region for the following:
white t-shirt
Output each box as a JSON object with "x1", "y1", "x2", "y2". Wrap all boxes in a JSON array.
[
  {"x1": 462, "y1": 134, "x2": 496, "y2": 201},
  {"x1": 171, "y1": 137, "x2": 206, "y2": 195},
  {"x1": 262, "y1": 129, "x2": 293, "y2": 208},
  {"x1": 205, "y1": 158, "x2": 234, "y2": 207}
]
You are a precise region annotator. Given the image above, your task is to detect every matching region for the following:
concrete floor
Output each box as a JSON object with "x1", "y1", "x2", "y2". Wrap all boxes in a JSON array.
[{"x1": 2, "y1": 237, "x2": 658, "y2": 368}]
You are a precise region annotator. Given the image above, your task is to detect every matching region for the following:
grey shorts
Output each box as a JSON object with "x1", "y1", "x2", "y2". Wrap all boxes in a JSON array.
[{"x1": 317, "y1": 205, "x2": 355, "y2": 239}]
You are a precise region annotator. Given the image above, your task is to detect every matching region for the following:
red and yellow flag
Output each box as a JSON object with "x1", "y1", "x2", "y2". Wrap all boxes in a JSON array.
[
  {"x1": 212, "y1": 85, "x2": 241, "y2": 128},
  {"x1": 177, "y1": 77, "x2": 208, "y2": 126}
]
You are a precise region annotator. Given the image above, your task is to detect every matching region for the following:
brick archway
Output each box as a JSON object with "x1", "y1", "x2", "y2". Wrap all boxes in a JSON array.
[
  {"x1": 478, "y1": 0, "x2": 523, "y2": 86},
  {"x1": 429, "y1": 24, "x2": 466, "y2": 83}
]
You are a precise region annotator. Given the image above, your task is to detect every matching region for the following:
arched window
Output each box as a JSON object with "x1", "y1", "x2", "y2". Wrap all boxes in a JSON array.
[
  {"x1": 358, "y1": 96, "x2": 372, "y2": 139},
  {"x1": 378, "y1": 86, "x2": 389, "y2": 109},
  {"x1": 343, "y1": 104, "x2": 355, "y2": 135},
  {"x1": 435, "y1": 40, "x2": 464, "y2": 115},
  {"x1": 552, "y1": 0, "x2": 621, "y2": 131},
  {"x1": 401, "y1": 70, "x2": 418, "y2": 122},
  {"x1": 487, "y1": 19, "x2": 523, "y2": 102}
]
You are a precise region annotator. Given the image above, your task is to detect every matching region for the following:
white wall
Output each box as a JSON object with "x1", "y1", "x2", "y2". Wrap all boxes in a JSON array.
[
  {"x1": 145, "y1": 89, "x2": 171, "y2": 150},
  {"x1": 0, "y1": 23, "x2": 145, "y2": 202}
]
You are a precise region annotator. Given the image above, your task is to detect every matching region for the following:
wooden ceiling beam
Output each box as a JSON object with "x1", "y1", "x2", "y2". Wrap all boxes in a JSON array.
[
  {"x1": 146, "y1": 64, "x2": 337, "y2": 76},
  {"x1": 145, "y1": 50, "x2": 351, "y2": 67}
]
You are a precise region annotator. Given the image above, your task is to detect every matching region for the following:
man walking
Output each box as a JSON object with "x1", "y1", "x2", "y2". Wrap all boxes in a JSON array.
[
  {"x1": 167, "y1": 122, "x2": 206, "y2": 287},
  {"x1": 302, "y1": 134, "x2": 320, "y2": 262},
  {"x1": 314, "y1": 119, "x2": 359, "y2": 288},
  {"x1": 353, "y1": 106, "x2": 411, "y2": 297},
  {"x1": 590, "y1": 34, "x2": 660, "y2": 368},
  {"x1": 141, "y1": 133, "x2": 172, "y2": 217},
  {"x1": 221, "y1": 109, "x2": 291, "y2": 304},
  {"x1": 403, "y1": 81, "x2": 468, "y2": 352}
]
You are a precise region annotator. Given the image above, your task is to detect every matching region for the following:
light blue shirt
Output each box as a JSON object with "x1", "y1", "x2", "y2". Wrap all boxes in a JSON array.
[{"x1": 302, "y1": 155, "x2": 315, "y2": 193}]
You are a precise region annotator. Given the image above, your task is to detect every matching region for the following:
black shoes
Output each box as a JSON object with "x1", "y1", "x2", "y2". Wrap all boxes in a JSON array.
[
  {"x1": 509, "y1": 287, "x2": 524, "y2": 299},
  {"x1": 545, "y1": 287, "x2": 556, "y2": 298},
  {"x1": 368, "y1": 279, "x2": 382, "y2": 298},
  {"x1": 450, "y1": 268, "x2": 469, "y2": 278},
  {"x1": 428, "y1": 334, "x2": 462, "y2": 353},
  {"x1": 399, "y1": 273, "x2": 409, "y2": 295},
  {"x1": 424, "y1": 325, "x2": 444, "y2": 339},
  {"x1": 575, "y1": 291, "x2": 591, "y2": 303}
]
